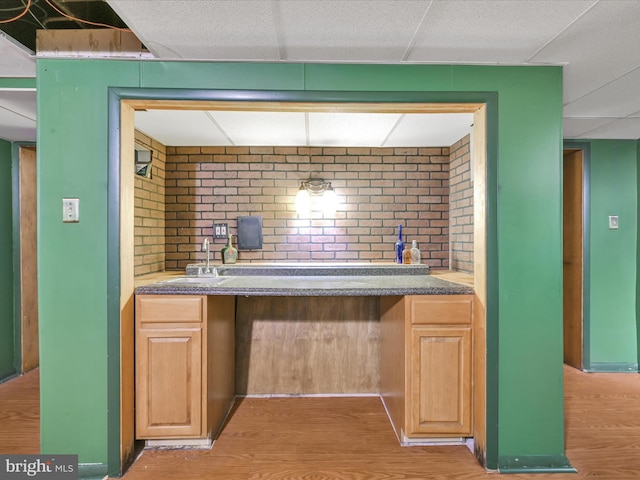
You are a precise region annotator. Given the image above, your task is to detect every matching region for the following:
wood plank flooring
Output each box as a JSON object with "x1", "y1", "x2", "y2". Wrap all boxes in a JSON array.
[
  {"x1": 1, "y1": 366, "x2": 639, "y2": 479},
  {"x1": 0, "y1": 369, "x2": 39, "y2": 454}
]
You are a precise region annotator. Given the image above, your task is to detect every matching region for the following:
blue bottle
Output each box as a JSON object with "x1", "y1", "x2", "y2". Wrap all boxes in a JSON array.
[{"x1": 395, "y1": 224, "x2": 404, "y2": 264}]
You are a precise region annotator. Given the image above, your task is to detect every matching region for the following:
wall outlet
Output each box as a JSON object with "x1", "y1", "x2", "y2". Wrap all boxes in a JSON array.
[
  {"x1": 213, "y1": 223, "x2": 228, "y2": 238},
  {"x1": 62, "y1": 198, "x2": 80, "y2": 223},
  {"x1": 608, "y1": 215, "x2": 619, "y2": 229}
]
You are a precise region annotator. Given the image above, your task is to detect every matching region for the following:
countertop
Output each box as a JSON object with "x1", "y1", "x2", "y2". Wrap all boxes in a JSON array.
[{"x1": 134, "y1": 264, "x2": 474, "y2": 297}]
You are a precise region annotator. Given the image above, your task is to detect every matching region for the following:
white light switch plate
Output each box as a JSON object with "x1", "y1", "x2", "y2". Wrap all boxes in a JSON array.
[
  {"x1": 63, "y1": 198, "x2": 80, "y2": 223},
  {"x1": 608, "y1": 215, "x2": 618, "y2": 229}
]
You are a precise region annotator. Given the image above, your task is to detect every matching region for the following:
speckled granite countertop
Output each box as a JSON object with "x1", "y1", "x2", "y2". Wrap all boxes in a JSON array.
[
  {"x1": 185, "y1": 262, "x2": 431, "y2": 277},
  {"x1": 135, "y1": 263, "x2": 473, "y2": 296}
]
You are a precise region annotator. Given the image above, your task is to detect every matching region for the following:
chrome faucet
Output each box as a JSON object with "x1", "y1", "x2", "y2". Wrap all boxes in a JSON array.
[{"x1": 202, "y1": 238, "x2": 211, "y2": 273}]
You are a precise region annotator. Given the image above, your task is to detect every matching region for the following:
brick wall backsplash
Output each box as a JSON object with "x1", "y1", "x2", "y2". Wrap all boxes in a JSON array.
[
  {"x1": 164, "y1": 146, "x2": 451, "y2": 269},
  {"x1": 133, "y1": 130, "x2": 166, "y2": 276},
  {"x1": 449, "y1": 134, "x2": 474, "y2": 273}
]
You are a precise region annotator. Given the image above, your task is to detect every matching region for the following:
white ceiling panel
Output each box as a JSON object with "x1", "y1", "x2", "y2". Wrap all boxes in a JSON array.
[
  {"x1": 562, "y1": 117, "x2": 619, "y2": 139},
  {"x1": 564, "y1": 67, "x2": 640, "y2": 118},
  {"x1": 0, "y1": 91, "x2": 36, "y2": 119},
  {"x1": 0, "y1": 107, "x2": 36, "y2": 142},
  {"x1": 274, "y1": 0, "x2": 427, "y2": 61},
  {"x1": 531, "y1": 1, "x2": 640, "y2": 104},
  {"x1": 212, "y1": 111, "x2": 307, "y2": 146},
  {"x1": 135, "y1": 110, "x2": 231, "y2": 146},
  {"x1": 0, "y1": 35, "x2": 36, "y2": 76},
  {"x1": 2, "y1": 0, "x2": 638, "y2": 141},
  {"x1": 108, "y1": 0, "x2": 280, "y2": 59},
  {"x1": 133, "y1": 109, "x2": 474, "y2": 148},
  {"x1": 408, "y1": 1, "x2": 593, "y2": 63},
  {"x1": 569, "y1": 118, "x2": 640, "y2": 140},
  {"x1": 385, "y1": 114, "x2": 473, "y2": 147},
  {"x1": 0, "y1": 90, "x2": 36, "y2": 142},
  {"x1": 308, "y1": 113, "x2": 402, "y2": 147}
]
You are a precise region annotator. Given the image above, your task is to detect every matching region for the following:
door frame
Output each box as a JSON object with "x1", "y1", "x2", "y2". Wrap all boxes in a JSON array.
[
  {"x1": 107, "y1": 88, "x2": 498, "y2": 476},
  {"x1": 562, "y1": 141, "x2": 591, "y2": 371},
  {"x1": 11, "y1": 142, "x2": 38, "y2": 375}
]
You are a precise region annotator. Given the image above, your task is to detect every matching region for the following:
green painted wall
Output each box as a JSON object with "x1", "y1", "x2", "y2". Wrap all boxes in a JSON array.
[
  {"x1": 588, "y1": 140, "x2": 638, "y2": 366},
  {"x1": 37, "y1": 60, "x2": 564, "y2": 469},
  {"x1": 637, "y1": 139, "x2": 640, "y2": 369},
  {"x1": 37, "y1": 61, "x2": 141, "y2": 461},
  {"x1": 452, "y1": 66, "x2": 566, "y2": 458},
  {"x1": 0, "y1": 78, "x2": 36, "y2": 89},
  {"x1": 0, "y1": 139, "x2": 15, "y2": 380}
]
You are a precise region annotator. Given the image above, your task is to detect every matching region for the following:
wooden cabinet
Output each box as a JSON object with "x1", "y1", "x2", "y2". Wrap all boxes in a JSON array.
[
  {"x1": 407, "y1": 326, "x2": 472, "y2": 436},
  {"x1": 135, "y1": 295, "x2": 235, "y2": 441},
  {"x1": 381, "y1": 294, "x2": 473, "y2": 443},
  {"x1": 136, "y1": 326, "x2": 203, "y2": 437}
]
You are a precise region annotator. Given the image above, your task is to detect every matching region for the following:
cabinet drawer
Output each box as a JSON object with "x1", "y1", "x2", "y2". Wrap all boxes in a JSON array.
[
  {"x1": 137, "y1": 295, "x2": 205, "y2": 324},
  {"x1": 409, "y1": 295, "x2": 472, "y2": 325}
]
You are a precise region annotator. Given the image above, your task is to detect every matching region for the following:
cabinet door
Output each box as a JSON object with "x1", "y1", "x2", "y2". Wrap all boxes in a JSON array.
[
  {"x1": 136, "y1": 327, "x2": 203, "y2": 438},
  {"x1": 407, "y1": 326, "x2": 472, "y2": 436}
]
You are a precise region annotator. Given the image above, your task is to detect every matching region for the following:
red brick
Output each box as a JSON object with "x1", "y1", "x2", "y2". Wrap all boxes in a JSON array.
[
  {"x1": 175, "y1": 147, "x2": 201, "y2": 154},
  {"x1": 138, "y1": 144, "x2": 464, "y2": 265},
  {"x1": 200, "y1": 146, "x2": 226, "y2": 154}
]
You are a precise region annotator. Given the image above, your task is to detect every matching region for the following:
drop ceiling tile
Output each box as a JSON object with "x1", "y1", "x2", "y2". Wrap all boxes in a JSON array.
[
  {"x1": 108, "y1": 0, "x2": 280, "y2": 60},
  {"x1": 562, "y1": 117, "x2": 618, "y2": 139},
  {"x1": 133, "y1": 110, "x2": 476, "y2": 148},
  {"x1": 0, "y1": 91, "x2": 36, "y2": 119},
  {"x1": 0, "y1": 36, "x2": 35, "y2": 76},
  {"x1": 568, "y1": 118, "x2": 640, "y2": 140},
  {"x1": 408, "y1": 0, "x2": 592, "y2": 63},
  {"x1": 135, "y1": 110, "x2": 231, "y2": 146},
  {"x1": 274, "y1": 0, "x2": 427, "y2": 61},
  {"x1": 308, "y1": 113, "x2": 401, "y2": 147},
  {"x1": 211, "y1": 111, "x2": 307, "y2": 146},
  {"x1": 531, "y1": 1, "x2": 640, "y2": 103},
  {"x1": 385, "y1": 114, "x2": 473, "y2": 147},
  {"x1": 563, "y1": 67, "x2": 640, "y2": 118},
  {"x1": 0, "y1": 107, "x2": 36, "y2": 142}
]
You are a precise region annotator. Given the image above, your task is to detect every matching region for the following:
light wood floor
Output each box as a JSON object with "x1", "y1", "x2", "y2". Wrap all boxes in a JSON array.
[
  {"x1": 0, "y1": 370, "x2": 39, "y2": 453},
  {"x1": 1, "y1": 366, "x2": 639, "y2": 479}
]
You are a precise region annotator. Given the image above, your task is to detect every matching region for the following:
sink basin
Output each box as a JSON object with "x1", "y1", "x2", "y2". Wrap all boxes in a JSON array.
[{"x1": 162, "y1": 276, "x2": 231, "y2": 286}]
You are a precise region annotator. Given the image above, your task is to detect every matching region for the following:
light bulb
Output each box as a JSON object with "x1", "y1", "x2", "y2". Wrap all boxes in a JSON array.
[
  {"x1": 322, "y1": 186, "x2": 338, "y2": 216},
  {"x1": 295, "y1": 187, "x2": 311, "y2": 215}
]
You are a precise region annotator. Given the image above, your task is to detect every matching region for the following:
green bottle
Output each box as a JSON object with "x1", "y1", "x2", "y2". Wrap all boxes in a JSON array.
[{"x1": 221, "y1": 234, "x2": 238, "y2": 264}]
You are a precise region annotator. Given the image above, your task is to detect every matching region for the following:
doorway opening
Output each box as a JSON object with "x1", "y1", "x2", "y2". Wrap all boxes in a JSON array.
[
  {"x1": 13, "y1": 144, "x2": 39, "y2": 375},
  {"x1": 562, "y1": 145, "x2": 590, "y2": 371},
  {"x1": 112, "y1": 94, "x2": 489, "y2": 475}
]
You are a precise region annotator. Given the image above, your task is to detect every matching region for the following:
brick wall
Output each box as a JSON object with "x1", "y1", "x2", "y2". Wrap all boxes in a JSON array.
[
  {"x1": 164, "y1": 146, "x2": 450, "y2": 269},
  {"x1": 449, "y1": 134, "x2": 474, "y2": 273},
  {"x1": 134, "y1": 130, "x2": 166, "y2": 276}
]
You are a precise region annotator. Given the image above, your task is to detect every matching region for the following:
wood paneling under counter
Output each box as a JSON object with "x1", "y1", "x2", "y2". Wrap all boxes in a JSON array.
[{"x1": 235, "y1": 296, "x2": 380, "y2": 395}]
